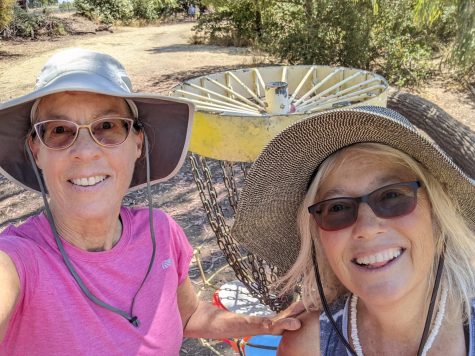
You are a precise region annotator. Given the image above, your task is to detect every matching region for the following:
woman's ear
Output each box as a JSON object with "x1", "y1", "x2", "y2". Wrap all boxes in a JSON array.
[
  {"x1": 27, "y1": 135, "x2": 42, "y2": 168},
  {"x1": 135, "y1": 130, "x2": 144, "y2": 159}
]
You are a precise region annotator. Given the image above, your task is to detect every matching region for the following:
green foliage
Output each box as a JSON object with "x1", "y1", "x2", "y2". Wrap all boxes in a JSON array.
[
  {"x1": 132, "y1": 0, "x2": 176, "y2": 20},
  {"x1": 30, "y1": 0, "x2": 59, "y2": 6},
  {"x1": 0, "y1": 0, "x2": 16, "y2": 31},
  {"x1": 1, "y1": 5, "x2": 69, "y2": 38},
  {"x1": 132, "y1": 0, "x2": 159, "y2": 20},
  {"x1": 198, "y1": 0, "x2": 464, "y2": 85},
  {"x1": 383, "y1": 0, "x2": 473, "y2": 77},
  {"x1": 192, "y1": 10, "x2": 236, "y2": 46},
  {"x1": 58, "y1": 1, "x2": 76, "y2": 11},
  {"x1": 193, "y1": 0, "x2": 269, "y2": 47},
  {"x1": 370, "y1": 1, "x2": 438, "y2": 86},
  {"x1": 451, "y1": 0, "x2": 474, "y2": 76},
  {"x1": 262, "y1": 1, "x2": 374, "y2": 69},
  {"x1": 74, "y1": 0, "x2": 177, "y2": 23},
  {"x1": 74, "y1": 0, "x2": 133, "y2": 23}
]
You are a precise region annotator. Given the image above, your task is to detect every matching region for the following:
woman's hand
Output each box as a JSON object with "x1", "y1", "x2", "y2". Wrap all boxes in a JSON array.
[
  {"x1": 264, "y1": 300, "x2": 305, "y2": 335},
  {"x1": 178, "y1": 277, "x2": 302, "y2": 339}
]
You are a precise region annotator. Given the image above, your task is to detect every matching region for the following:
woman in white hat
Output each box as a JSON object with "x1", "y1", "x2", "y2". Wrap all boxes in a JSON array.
[
  {"x1": 0, "y1": 48, "x2": 301, "y2": 355},
  {"x1": 232, "y1": 107, "x2": 475, "y2": 355}
]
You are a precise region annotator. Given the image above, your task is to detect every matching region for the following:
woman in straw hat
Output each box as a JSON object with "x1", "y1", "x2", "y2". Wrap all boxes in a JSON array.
[
  {"x1": 0, "y1": 48, "x2": 301, "y2": 355},
  {"x1": 232, "y1": 106, "x2": 475, "y2": 355}
]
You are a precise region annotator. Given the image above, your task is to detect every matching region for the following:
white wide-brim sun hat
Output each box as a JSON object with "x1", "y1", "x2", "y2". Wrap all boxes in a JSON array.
[{"x1": 0, "y1": 47, "x2": 195, "y2": 193}]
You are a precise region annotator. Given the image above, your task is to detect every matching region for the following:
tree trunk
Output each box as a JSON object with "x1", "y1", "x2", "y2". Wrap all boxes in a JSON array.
[
  {"x1": 304, "y1": 0, "x2": 314, "y2": 21},
  {"x1": 254, "y1": 0, "x2": 262, "y2": 42},
  {"x1": 387, "y1": 91, "x2": 475, "y2": 178}
]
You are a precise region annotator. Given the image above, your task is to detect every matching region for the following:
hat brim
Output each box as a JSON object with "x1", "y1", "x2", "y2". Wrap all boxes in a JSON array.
[
  {"x1": 231, "y1": 107, "x2": 475, "y2": 274},
  {"x1": 0, "y1": 71, "x2": 194, "y2": 193}
]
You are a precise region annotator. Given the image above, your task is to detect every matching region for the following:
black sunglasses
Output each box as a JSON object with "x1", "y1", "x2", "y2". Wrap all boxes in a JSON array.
[
  {"x1": 308, "y1": 181, "x2": 421, "y2": 231},
  {"x1": 33, "y1": 117, "x2": 136, "y2": 150}
]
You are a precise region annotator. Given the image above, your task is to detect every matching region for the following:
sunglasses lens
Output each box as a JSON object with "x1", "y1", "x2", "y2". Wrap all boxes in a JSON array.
[
  {"x1": 369, "y1": 184, "x2": 417, "y2": 218},
  {"x1": 35, "y1": 120, "x2": 78, "y2": 149},
  {"x1": 312, "y1": 199, "x2": 357, "y2": 231},
  {"x1": 91, "y1": 118, "x2": 131, "y2": 146},
  {"x1": 309, "y1": 182, "x2": 419, "y2": 231}
]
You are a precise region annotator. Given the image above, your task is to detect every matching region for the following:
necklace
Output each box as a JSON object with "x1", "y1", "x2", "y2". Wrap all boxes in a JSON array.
[{"x1": 350, "y1": 287, "x2": 448, "y2": 356}]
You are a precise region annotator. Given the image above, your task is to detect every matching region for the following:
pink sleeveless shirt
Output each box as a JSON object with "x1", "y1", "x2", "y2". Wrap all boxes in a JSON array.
[{"x1": 0, "y1": 207, "x2": 193, "y2": 355}]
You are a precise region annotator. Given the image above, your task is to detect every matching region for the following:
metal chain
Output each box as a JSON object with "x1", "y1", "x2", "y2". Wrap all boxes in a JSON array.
[
  {"x1": 189, "y1": 154, "x2": 292, "y2": 312},
  {"x1": 219, "y1": 160, "x2": 239, "y2": 214},
  {"x1": 240, "y1": 162, "x2": 251, "y2": 179}
]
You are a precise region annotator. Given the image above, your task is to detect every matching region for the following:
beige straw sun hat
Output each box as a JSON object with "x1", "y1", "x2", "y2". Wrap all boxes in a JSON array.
[{"x1": 232, "y1": 106, "x2": 475, "y2": 275}]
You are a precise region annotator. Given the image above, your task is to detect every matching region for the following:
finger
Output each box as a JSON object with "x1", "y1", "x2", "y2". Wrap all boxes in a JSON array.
[{"x1": 272, "y1": 317, "x2": 301, "y2": 333}]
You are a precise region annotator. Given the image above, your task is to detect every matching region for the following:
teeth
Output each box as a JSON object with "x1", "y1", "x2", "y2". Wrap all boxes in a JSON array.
[
  {"x1": 356, "y1": 248, "x2": 402, "y2": 265},
  {"x1": 71, "y1": 176, "x2": 106, "y2": 187}
]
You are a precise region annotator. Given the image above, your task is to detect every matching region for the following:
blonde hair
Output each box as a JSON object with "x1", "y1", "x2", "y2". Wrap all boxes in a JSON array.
[{"x1": 279, "y1": 143, "x2": 475, "y2": 321}]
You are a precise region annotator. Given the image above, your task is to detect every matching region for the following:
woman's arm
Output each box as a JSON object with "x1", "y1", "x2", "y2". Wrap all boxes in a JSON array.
[
  {"x1": 277, "y1": 310, "x2": 321, "y2": 356},
  {"x1": 0, "y1": 251, "x2": 20, "y2": 342},
  {"x1": 177, "y1": 277, "x2": 302, "y2": 339}
]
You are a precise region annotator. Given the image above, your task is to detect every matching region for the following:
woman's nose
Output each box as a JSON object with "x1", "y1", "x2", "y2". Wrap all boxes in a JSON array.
[
  {"x1": 69, "y1": 128, "x2": 101, "y2": 159},
  {"x1": 351, "y1": 202, "x2": 386, "y2": 239}
]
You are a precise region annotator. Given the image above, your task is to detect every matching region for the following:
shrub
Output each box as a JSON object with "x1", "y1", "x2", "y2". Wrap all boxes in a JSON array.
[
  {"x1": 74, "y1": 0, "x2": 134, "y2": 23},
  {"x1": 192, "y1": 1, "x2": 264, "y2": 47},
  {"x1": 74, "y1": 0, "x2": 177, "y2": 23},
  {"x1": 192, "y1": 10, "x2": 254, "y2": 47},
  {"x1": 132, "y1": 0, "x2": 158, "y2": 20},
  {"x1": 131, "y1": 0, "x2": 175, "y2": 21},
  {"x1": 370, "y1": 1, "x2": 436, "y2": 86},
  {"x1": 0, "y1": 0, "x2": 16, "y2": 31},
  {"x1": 261, "y1": 1, "x2": 374, "y2": 69},
  {"x1": 1, "y1": 6, "x2": 69, "y2": 39},
  {"x1": 58, "y1": 2, "x2": 76, "y2": 12}
]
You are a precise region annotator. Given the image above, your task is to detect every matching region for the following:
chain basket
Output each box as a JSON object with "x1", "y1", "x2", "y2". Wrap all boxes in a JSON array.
[{"x1": 189, "y1": 153, "x2": 293, "y2": 312}]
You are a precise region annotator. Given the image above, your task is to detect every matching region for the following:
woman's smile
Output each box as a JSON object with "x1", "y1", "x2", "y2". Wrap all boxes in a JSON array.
[
  {"x1": 69, "y1": 175, "x2": 108, "y2": 187},
  {"x1": 353, "y1": 247, "x2": 405, "y2": 269}
]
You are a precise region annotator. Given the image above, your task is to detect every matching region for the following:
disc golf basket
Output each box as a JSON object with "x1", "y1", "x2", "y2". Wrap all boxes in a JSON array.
[{"x1": 170, "y1": 65, "x2": 389, "y2": 313}]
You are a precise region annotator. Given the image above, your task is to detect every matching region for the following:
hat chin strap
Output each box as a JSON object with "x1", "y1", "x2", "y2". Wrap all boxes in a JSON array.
[
  {"x1": 311, "y1": 240, "x2": 357, "y2": 355},
  {"x1": 25, "y1": 131, "x2": 157, "y2": 328},
  {"x1": 311, "y1": 239, "x2": 445, "y2": 356}
]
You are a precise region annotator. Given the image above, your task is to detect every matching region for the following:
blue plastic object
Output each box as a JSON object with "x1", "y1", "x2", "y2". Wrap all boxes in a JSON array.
[{"x1": 244, "y1": 335, "x2": 282, "y2": 355}]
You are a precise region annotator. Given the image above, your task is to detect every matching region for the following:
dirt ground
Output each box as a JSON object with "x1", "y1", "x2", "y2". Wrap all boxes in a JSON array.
[{"x1": 0, "y1": 14, "x2": 474, "y2": 355}]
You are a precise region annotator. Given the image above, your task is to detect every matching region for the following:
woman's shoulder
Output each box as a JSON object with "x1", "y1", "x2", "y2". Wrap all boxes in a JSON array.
[
  {"x1": 0, "y1": 214, "x2": 47, "y2": 252},
  {"x1": 278, "y1": 295, "x2": 350, "y2": 356},
  {"x1": 1, "y1": 213, "x2": 45, "y2": 240},
  {"x1": 278, "y1": 310, "x2": 321, "y2": 356},
  {"x1": 0, "y1": 219, "x2": 43, "y2": 296}
]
